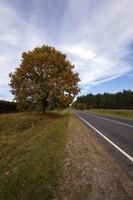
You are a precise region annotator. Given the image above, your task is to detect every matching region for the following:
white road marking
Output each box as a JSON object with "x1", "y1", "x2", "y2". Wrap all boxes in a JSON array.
[
  {"x1": 84, "y1": 112, "x2": 133, "y2": 128},
  {"x1": 74, "y1": 112, "x2": 133, "y2": 162}
]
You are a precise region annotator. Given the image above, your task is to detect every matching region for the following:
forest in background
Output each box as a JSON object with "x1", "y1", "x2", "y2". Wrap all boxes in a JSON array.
[
  {"x1": 72, "y1": 90, "x2": 133, "y2": 110},
  {"x1": 1, "y1": 90, "x2": 133, "y2": 114},
  {"x1": 0, "y1": 101, "x2": 18, "y2": 113}
]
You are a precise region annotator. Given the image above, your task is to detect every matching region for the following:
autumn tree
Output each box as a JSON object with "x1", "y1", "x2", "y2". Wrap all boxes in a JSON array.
[{"x1": 9, "y1": 45, "x2": 80, "y2": 112}]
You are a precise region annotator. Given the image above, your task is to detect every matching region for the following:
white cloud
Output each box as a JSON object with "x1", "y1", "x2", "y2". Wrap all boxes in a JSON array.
[
  {"x1": 63, "y1": 42, "x2": 96, "y2": 60},
  {"x1": 60, "y1": 0, "x2": 133, "y2": 91},
  {"x1": 61, "y1": 42, "x2": 131, "y2": 87},
  {"x1": 0, "y1": 0, "x2": 46, "y2": 99},
  {"x1": 0, "y1": 1, "x2": 25, "y2": 46},
  {"x1": 0, "y1": 0, "x2": 133, "y2": 100}
]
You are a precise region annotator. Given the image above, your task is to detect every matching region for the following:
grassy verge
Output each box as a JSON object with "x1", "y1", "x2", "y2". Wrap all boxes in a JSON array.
[
  {"x1": 0, "y1": 110, "x2": 69, "y2": 200},
  {"x1": 87, "y1": 109, "x2": 133, "y2": 120}
]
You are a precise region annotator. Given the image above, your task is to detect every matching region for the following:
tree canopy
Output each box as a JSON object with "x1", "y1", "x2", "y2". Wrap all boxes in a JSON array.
[{"x1": 9, "y1": 45, "x2": 80, "y2": 112}]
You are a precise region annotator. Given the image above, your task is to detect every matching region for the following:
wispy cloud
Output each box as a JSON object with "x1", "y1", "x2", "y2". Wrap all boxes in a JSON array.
[
  {"x1": 0, "y1": 0, "x2": 133, "y2": 100},
  {"x1": 60, "y1": 0, "x2": 133, "y2": 93},
  {"x1": 0, "y1": 0, "x2": 45, "y2": 99},
  {"x1": 63, "y1": 42, "x2": 96, "y2": 60}
]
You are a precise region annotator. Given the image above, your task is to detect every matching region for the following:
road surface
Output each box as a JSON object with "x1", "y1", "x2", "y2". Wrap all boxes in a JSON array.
[{"x1": 73, "y1": 109, "x2": 133, "y2": 178}]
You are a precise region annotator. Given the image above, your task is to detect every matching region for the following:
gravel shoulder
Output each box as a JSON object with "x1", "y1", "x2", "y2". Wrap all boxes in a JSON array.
[{"x1": 58, "y1": 114, "x2": 133, "y2": 200}]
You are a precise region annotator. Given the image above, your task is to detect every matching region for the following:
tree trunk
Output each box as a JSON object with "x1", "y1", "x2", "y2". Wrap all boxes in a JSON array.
[{"x1": 42, "y1": 98, "x2": 48, "y2": 114}]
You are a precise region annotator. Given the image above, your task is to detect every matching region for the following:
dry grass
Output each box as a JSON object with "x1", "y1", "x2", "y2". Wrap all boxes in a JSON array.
[
  {"x1": 87, "y1": 109, "x2": 133, "y2": 120},
  {"x1": 0, "y1": 111, "x2": 69, "y2": 200},
  {"x1": 1, "y1": 110, "x2": 132, "y2": 200}
]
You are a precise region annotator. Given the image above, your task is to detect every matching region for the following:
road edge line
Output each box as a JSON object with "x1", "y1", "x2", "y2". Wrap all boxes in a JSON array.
[{"x1": 74, "y1": 112, "x2": 133, "y2": 162}]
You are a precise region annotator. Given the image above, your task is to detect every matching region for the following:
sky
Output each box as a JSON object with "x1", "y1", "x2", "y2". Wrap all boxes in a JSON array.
[{"x1": 0, "y1": 0, "x2": 133, "y2": 100}]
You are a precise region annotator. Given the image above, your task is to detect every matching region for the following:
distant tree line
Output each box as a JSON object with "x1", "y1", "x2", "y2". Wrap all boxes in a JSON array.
[
  {"x1": 72, "y1": 90, "x2": 133, "y2": 109},
  {"x1": 0, "y1": 100, "x2": 18, "y2": 113}
]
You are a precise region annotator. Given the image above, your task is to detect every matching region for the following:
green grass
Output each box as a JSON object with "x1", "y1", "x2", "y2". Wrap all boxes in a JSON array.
[
  {"x1": 87, "y1": 109, "x2": 133, "y2": 120},
  {"x1": 0, "y1": 111, "x2": 69, "y2": 200}
]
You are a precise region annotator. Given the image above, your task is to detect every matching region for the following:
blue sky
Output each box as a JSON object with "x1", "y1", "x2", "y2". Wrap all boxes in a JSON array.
[{"x1": 0, "y1": 0, "x2": 133, "y2": 100}]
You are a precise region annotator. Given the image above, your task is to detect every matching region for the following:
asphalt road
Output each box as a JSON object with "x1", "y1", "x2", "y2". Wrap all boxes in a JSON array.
[{"x1": 73, "y1": 109, "x2": 133, "y2": 178}]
